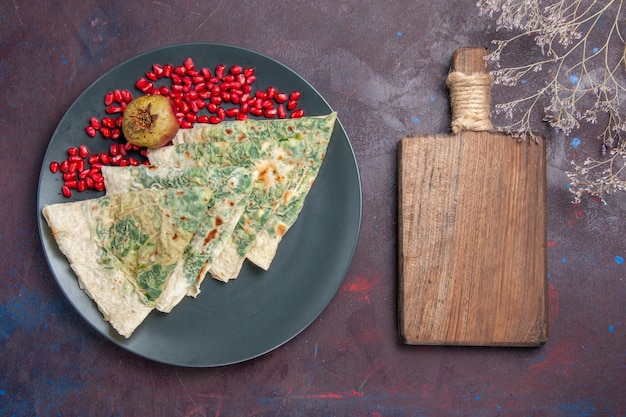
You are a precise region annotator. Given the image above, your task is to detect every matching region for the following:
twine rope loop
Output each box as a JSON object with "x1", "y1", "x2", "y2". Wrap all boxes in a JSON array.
[{"x1": 446, "y1": 71, "x2": 493, "y2": 133}]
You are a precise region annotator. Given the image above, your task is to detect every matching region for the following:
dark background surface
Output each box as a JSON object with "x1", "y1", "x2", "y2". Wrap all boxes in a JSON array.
[{"x1": 1, "y1": 1, "x2": 624, "y2": 416}]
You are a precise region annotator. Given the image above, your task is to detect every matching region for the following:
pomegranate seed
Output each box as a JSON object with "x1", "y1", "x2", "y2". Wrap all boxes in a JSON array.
[
  {"x1": 88, "y1": 154, "x2": 100, "y2": 164},
  {"x1": 243, "y1": 67, "x2": 255, "y2": 77},
  {"x1": 79, "y1": 169, "x2": 90, "y2": 179},
  {"x1": 94, "y1": 181, "x2": 105, "y2": 192},
  {"x1": 184, "y1": 57, "x2": 195, "y2": 71},
  {"x1": 208, "y1": 116, "x2": 221, "y2": 124},
  {"x1": 100, "y1": 153, "x2": 111, "y2": 165},
  {"x1": 90, "y1": 117, "x2": 101, "y2": 129},
  {"x1": 290, "y1": 91, "x2": 301, "y2": 101},
  {"x1": 226, "y1": 107, "x2": 239, "y2": 118},
  {"x1": 264, "y1": 108, "x2": 277, "y2": 118},
  {"x1": 65, "y1": 179, "x2": 78, "y2": 189},
  {"x1": 100, "y1": 127, "x2": 111, "y2": 139},
  {"x1": 215, "y1": 64, "x2": 225, "y2": 79},
  {"x1": 104, "y1": 92, "x2": 114, "y2": 106},
  {"x1": 287, "y1": 100, "x2": 298, "y2": 110},
  {"x1": 77, "y1": 180, "x2": 87, "y2": 192},
  {"x1": 122, "y1": 89, "x2": 133, "y2": 102},
  {"x1": 106, "y1": 105, "x2": 123, "y2": 114},
  {"x1": 201, "y1": 67, "x2": 211, "y2": 80},
  {"x1": 128, "y1": 157, "x2": 140, "y2": 166},
  {"x1": 250, "y1": 107, "x2": 263, "y2": 116},
  {"x1": 245, "y1": 75, "x2": 257, "y2": 85},
  {"x1": 275, "y1": 92, "x2": 288, "y2": 103},
  {"x1": 109, "y1": 143, "x2": 119, "y2": 157},
  {"x1": 101, "y1": 117, "x2": 116, "y2": 129},
  {"x1": 62, "y1": 186, "x2": 72, "y2": 198},
  {"x1": 266, "y1": 86, "x2": 276, "y2": 99},
  {"x1": 174, "y1": 65, "x2": 186, "y2": 76},
  {"x1": 277, "y1": 104, "x2": 286, "y2": 119},
  {"x1": 180, "y1": 120, "x2": 193, "y2": 129},
  {"x1": 62, "y1": 171, "x2": 75, "y2": 181},
  {"x1": 217, "y1": 107, "x2": 226, "y2": 120},
  {"x1": 113, "y1": 89, "x2": 123, "y2": 103},
  {"x1": 153, "y1": 64, "x2": 164, "y2": 77},
  {"x1": 79, "y1": 145, "x2": 89, "y2": 158},
  {"x1": 197, "y1": 115, "x2": 210, "y2": 123},
  {"x1": 163, "y1": 64, "x2": 173, "y2": 77},
  {"x1": 146, "y1": 71, "x2": 158, "y2": 81},
  {"x1": 67, "y1": 147, "x2": 78, "y2": 157},
  {"x1": 84, "y1": 126, "x2": 95, "y2": 137},
  {"x1": 291, "y1": 109, "x2": 304, "y2": 118},
  {"x1": 111, "y1": 128, "x2": 121, "y2": 140},
  {"x1": 85, "y1": 177, "x2": 95, "y2": 189},
  {"x1": 59, "y1": 160, "x2": 69, "y2": 173},
  {"x1": 49, "y1": 161, "x2": 60, "y2": 173}
]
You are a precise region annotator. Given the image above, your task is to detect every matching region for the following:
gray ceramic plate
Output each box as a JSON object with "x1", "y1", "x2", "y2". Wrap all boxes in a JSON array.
[{"x1": 37, "y1": 43, "x2": 361, "y2": 367}]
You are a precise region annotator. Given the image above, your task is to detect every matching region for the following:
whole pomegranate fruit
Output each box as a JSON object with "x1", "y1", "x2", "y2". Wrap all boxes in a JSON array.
[{"x1": 122, "y1": 95, "x2": 179, "y2": 148}]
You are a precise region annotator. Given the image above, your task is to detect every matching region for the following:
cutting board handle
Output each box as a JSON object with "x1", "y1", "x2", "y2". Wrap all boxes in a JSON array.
[{"x1": 446, "y1": 47, "x2": 494, "y2": 133}]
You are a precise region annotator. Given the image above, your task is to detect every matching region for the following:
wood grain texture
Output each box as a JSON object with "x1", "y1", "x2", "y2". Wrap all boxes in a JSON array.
[{"x1": 398, "y1": 47, "x2": 548, "y2": 346}]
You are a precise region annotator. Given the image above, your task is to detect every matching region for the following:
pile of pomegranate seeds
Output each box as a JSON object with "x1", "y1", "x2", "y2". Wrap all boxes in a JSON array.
[{"x1": 49, "y1": 57, "x2": 303, "y2": 198}]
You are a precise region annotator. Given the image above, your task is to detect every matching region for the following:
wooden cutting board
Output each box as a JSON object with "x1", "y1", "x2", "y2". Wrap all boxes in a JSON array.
[{"x1": 398, "y1": 47, "x2": 548, "y2": 346}]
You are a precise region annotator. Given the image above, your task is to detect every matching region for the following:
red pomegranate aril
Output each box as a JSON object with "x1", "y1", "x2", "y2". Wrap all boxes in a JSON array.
[
  {"x1": 101, "y1": 117, "x2": 116, "y2": 129},
  {"x1": 174, "y1": 65, "x2": 186, "y2": 76},
  {"x1": 119, "y1": 159, "x2": 129, "y2": 167},
  {"x1": 85, "y1": 177, "x2": 95, "y2": 189},
  {"x1": 90, "y1": 162, "x2": 103, "y2": 171},
  {"x1": 264, "y1": 108, "x2": 277, "y2": 118},
  {"x1": 65, "y1": 179, "x2": 78, "y2": 189},
  {"x1": 275, "y1": 92, "x2": 288, "y2": 103},
  {"x1": 237, "y1": 112, "x2": 248, "y2": 121},
  {"x1": 153, "y1": 64, "x2": 164, "y2": 77},
  {"x1": 266, "y1": 86, "x2": 276, "y2": 99},
  {"x1": 118, "y1": 145, "x2": 127, "y2": 157},
  {"x1": 100, "y1": 127, "x2": 111, "y2": 139},
  {"x1": 231, "y1": 93, "x2": 241, "y2": 104},
  {"x1": 243, "y1": 67, "x2": 255, "y2": 77},
  {"x1": 128, "y1": 157, "x2": 139, "y2": 166},
  {"x1": 77, "y1": 180, "x2": 87, "y2": 192},
  {"x1": 111, "y1": 128, "x2": 121, "y2": 140},
  {"x1": 67, "y1": 147, "x2": 78, "y2": 157},
  {"x1": 106, "y1": 105, "x2": 123, "y2": 114},
  {"x1": 189, "y1": 100, "x2": 200, "y2": 113},
  {"x1": 197, "y1": 115, "x2": 210, "y2": 123},
  {"x1": 217, "y1": 107, "x2": 226, "y2": 120},
  {"x1": 201, "y1": 67, "x2": 211, "y2": 80},
  {"x1": 88, "y1": 154, "x2": 100, "y2": 164},
  {"x1": 49, "y1": 161, "x2": 60, "y2": 173},
  {"x1": 184, "y1": 57, "x2": 195, "y2": 71},
  {"x1": 79, "y1": 168, "x2": 90, "y2": 179},
  {"x1": 262, "y1": 99, "x2": 274, "y2": 109},
  {"x1": 109, "y1": 143, "x2": 119, "y2": 157},
  {"x1": 242, "y1": 84, "x2": 252, "y2": 94},
  {"x1": 113, "y1": 89, "x2": 123, "y2": 103},
  {"x1": 90, "y1": 117, "x2": 101, "y2": 129},
  {"x1": 122, "y1": 89, "x2": 133, "y2": 103},
  {"x1": 225, "y1": 107, "x2": 239, "y2": 118},
  {"x1": 229, "y1": 65, "x2": 242, "y2": 76},
  {"x1": 104, "y1": 92, "x2": 115, "y2": 106},
  {"x1": 287, "y1": 100, "x2": 298, "y2": 110},
  {"x1": 62, "y1": 186, "x2": 72, "y2": 198},
  {"x1": 59, "y1": 160, "x2": 69, "y2": 173},
  {"x1": 185, "y1": 113, "x2": 196, "y2": 122},
  {"x1": 250, "y1": 107, "x2": 263, "y2": 116},
  {"x1": 245, "y1": 75, "x2": 257, "y2": 85},
  {"x1": 94, "y1": 181, "x2": 105, "y2": 192},
  {"x1": 99, "y1": 153, "x2": 111, "y2": 165},
  {"x1": 180, "y1": 120, "x2": 193, "y2": 129},
  {"x1": 215, "y1": 64, "x2": 226, "y2": 79},
  {"x1": 146, "y1": 71, "x2": 158, "y2": 81},
  {"x1": 277, "y1": 104, "x2": 287, "y2": 119},
  {"x1": 255, "y1": 91, "x2": 267, "y2": 99},
  {"x1": 163, "y1": 64, "x2": 173, "y2": 77},
  {"x1": 240, "y1": 102, "x2": 250, "y2": 114},
  {"x1": 290, "y1": 91, "x2": 301, "y2": 101},
  {"x1": 221, "y1": 91, "x2": 231, "y2": 102},
  {"x1": 85, "y1": 126, "x2": 97, "y2": 138},
  {"x1": 291, "y1": 109, "x2": 304, "y2": 118},
  {"x1": 68, "y1": 155, "x2": 82, "y2": 164},
  {"x1": 78, "y1": 145, "x2": 89, "y2": 158},
  {"x1": 208, "y1": 116, "x2": 221, "y2": 124},
  {"x1": 62, "y1": 171, "x2": 75, "y2": 181}
]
